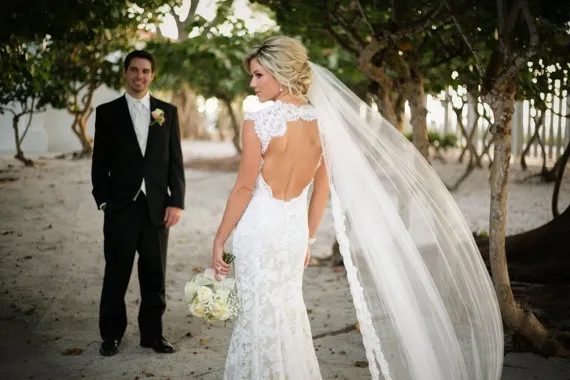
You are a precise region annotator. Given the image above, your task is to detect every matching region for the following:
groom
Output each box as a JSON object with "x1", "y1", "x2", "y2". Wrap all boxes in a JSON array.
[{"x1": 91, "y1": 50, "x2": 185, "y2": 357}]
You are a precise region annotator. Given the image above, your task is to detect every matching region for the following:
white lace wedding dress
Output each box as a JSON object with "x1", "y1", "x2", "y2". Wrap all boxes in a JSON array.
[{"x1": 223, "y1": 101, "x2": 322, "y2": 380}]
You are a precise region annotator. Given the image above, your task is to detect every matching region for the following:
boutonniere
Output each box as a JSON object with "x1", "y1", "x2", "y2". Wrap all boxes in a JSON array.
[{"x1": 151, "y1": 108, "x2": 166, "y2": 126}]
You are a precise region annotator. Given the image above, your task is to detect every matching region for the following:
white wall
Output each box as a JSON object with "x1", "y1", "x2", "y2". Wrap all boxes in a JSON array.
[{"x1": 0, "y1": 85, "x2": 122, "y2": 155}]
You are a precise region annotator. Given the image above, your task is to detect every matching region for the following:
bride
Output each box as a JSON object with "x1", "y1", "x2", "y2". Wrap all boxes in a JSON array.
[{"x1": 211, "y1": 35, "x2": 504, "y2": 380}]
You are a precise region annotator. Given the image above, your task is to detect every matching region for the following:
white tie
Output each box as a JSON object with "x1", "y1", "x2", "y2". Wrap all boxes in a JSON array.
[
  {"x1": 132, "y1": 98, "x2": 147, "y2": 200},
  {"x1": 132, "y1": 100, "x2": 147, "y2": 154},
  {"x1": 134, "y1": 100, "x2": 144, "y2": 120}
]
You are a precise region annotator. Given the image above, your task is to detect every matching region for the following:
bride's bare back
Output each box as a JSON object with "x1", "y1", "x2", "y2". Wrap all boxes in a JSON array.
[{"x1": 261, "y1": 119, "x2": 322, "y2": 201}]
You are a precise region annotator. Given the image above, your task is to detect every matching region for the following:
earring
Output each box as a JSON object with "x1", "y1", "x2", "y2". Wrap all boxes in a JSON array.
[{"x1": 279, "y1": 86, "x2": 283, "y2": 92}]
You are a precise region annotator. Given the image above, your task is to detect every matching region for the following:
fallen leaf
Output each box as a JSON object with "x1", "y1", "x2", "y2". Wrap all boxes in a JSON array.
[
  {"x1": 61, "y1": 348, "x2": 83, "y2": 356},
  {"x1": 200, "y1": 339, "x2": 207, "y2": 345},
  {"x1": 353, "y1": 361, "x2": 368, "y2": 368}
]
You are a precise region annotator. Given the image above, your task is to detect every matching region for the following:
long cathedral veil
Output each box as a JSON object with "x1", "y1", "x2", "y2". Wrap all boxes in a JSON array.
[{"x1": 307, "y1": 62, "x2": 504, "y2": 380}]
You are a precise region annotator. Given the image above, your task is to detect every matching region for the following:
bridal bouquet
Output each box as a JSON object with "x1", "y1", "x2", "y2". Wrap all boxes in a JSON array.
[{"x1": 184, "y1": 253, "x2": 239, "y2": 322}]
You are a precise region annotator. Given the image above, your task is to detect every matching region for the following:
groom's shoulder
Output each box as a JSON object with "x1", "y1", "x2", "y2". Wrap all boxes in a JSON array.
[
  {"x1": 152, "y1": 97, "x2": 176, "y2": 112},
  {"x1": 96, "y1": 96, "x2": 123, "y2": 112},
  {"x1": 153, "y1": 97, "x2": 178, "y2": 113}
]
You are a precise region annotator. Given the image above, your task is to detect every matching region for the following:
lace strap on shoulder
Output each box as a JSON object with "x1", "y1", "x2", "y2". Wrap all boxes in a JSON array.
[
  {"x1": 244, "y1": 111, "x2": 270, "y2": 152},
  {"x1": 293, "y1": 105, "x2": 318, "y2": 121}
]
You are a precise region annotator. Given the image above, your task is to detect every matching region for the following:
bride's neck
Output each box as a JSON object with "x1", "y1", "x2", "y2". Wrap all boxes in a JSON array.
[{"x1": 273, "y1": 93, "x2": 305, "y2": 106}]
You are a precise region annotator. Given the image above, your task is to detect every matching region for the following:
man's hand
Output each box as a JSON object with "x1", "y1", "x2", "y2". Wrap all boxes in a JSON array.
[
  {"x1": 304, "y1": 247, "x2": 311, "y2": 268},
  {"x1": 164, "y1": 207, "x2": 182, "y2": 228}
]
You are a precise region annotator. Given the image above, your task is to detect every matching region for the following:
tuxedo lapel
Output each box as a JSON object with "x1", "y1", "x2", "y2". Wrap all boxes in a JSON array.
[
  {"x1": 145, "y1": 96, "x2": 159, "y2": 157},
  {"x1": 119, "y1": 95, "x2": 143, "y2": 158}
]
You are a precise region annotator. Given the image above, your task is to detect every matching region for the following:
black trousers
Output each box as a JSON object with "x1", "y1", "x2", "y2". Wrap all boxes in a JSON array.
[{"x1": 99, "y1": 194, "x2": 168, "y2": 343}]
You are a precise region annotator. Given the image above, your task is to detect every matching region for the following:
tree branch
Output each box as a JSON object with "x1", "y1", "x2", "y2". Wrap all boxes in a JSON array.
[
  {"x1": 498, "y1": 0, "x2": 523, "y2": 58},
  {"x1": 202, "y1": 0, "x2": 235, "y2": 36},
  {"x1": 329, "y1": 11, "x2": 366, "y2": 51},
  {"x1": 174, "y1": 0, "x2": 201, "y2": 41},
  {"x1": 357, "y1": 39, "x2": 393, "y2": 89},
  {"x1": 324, "y1": 18, "x2": 360, "y2": 55},
  {"x1": 444, "y1": 0, "x2": 484, "y2": 77},
  {"x1": 1, "y1": 106, "x2": 16, "y2": 117},
  {"x1": 380, "y1": 2, "x2": 447, "y2": 40},
  {"x1": 499, "y1": 0, "x2": 539, "y2": 85},
  {"x1": 189, "y1": 0, "x2": 199, "y2": 16},
  {"x1": 19, "y1": 97, "x2": 36, "y2": 144},
  {"x1": 505, "y1": 0, "x2": 523, "y2": 36},
  {"x1": 352, "y1": 0, "x2": 375, "y2": 37}
]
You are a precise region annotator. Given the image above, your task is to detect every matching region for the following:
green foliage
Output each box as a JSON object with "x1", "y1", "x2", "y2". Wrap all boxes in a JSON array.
[
  {"x1": 251, "y1": 0, "x2": 473, "y2": 95},
  {"x1": 443, "y1": 1, "x2": 570, "y2": 98},
  {"x1": 0, "y1": 0, "x2": 177, "y2": 44},
  {"x1": 0, "y1": 41, "x2": 65, "y2": 115},
  {"x1": 1, "y1": 0, "x2": 180, "y2": 113},
  {"x1": 50, "y1": 27, "x2": 136, "y2": 113},
  {"x1": 0, "y1": 0, "x2": 179, "y2": 155},
  {"x1": 148, "y1": 10, "x2": 274, "y2": 103},
  {"x1": 404, "y1": 130, "x2": 458, "y2": 151},
  {"x1": 253, "y1": 0, "x2": 570, "y2": 105}
]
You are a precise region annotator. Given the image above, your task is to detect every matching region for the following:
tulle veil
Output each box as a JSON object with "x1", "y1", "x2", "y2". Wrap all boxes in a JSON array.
[{"x1": 307, "y1": 62, "x2": 503, "y2": 380}]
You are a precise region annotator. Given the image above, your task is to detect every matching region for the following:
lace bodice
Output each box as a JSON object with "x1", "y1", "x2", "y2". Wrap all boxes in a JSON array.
[{"x1": 244, "y1": 101, "x2": 318, "y2": 153}]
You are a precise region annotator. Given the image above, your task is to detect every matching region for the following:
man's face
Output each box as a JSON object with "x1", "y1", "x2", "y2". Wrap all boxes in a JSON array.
[{"x1": 124, "y1": 57, "x2": 154, "y2": 96}]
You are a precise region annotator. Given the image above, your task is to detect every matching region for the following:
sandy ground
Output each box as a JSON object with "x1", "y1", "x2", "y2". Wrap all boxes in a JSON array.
[{"x1": 0, "y1": 140, "x2": 569, "y2": 380}]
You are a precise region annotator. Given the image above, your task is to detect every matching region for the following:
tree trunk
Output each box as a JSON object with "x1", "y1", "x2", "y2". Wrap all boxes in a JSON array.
[
  {"x1": 393, "y1": 93, "x2": 406, "y2": 132},
  {"x1": 402, "y1": 76, "x2": 430, "y2": 161},
  {"x1": 375, "y1": 85, "x2": 399, "y2": 129},
  {"x1": 12, "y1": 114, "x2": 34, "y2": 166},
  {"x1": 520, "y1": 110, "x2": 545, "y2": 170},
  {"x1": 486, "y1": 84, "x2": 570, "y2": 358},
  {"x1": 79, "y1": 110, "x2": 93, "y2": 156},
  {"x1": 71, "y1": 109, "x2": 94, "y2": 158},
  {"x1": 222, "y1": 98, "x2": 242, "y2": 154},
  {"x1": 171, "y1": 84, "x2": 205, "y2": 140},
  {"x1": 551, "y1": 141, "x2": 570, "y2": 217}
]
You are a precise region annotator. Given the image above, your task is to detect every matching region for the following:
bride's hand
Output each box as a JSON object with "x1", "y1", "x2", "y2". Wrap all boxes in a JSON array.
[
  {"x1": 304, "y1": 247, "x2": 311, "y2": 268},
  {"x1": 212, "y1": 242, "x2": 231, "y2": 280}
]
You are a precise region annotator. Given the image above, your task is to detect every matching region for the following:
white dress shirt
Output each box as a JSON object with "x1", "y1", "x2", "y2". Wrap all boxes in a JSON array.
[{"x1": 125, "y1": 91, "x2": 151, "y2": 200}]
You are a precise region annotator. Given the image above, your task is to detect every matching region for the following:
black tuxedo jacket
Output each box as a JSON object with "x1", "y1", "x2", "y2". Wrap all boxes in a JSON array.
[{"x1": 91, "y1": 94, "x2": 185, "y2": 227}]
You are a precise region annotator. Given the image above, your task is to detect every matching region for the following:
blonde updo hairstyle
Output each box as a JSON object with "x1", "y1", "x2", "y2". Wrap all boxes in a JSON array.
[{"x1": 244, "y1": 36, "x2": 313, "y2": 101}]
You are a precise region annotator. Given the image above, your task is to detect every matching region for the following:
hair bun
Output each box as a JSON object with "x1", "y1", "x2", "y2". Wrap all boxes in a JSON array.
[{"x1": 244, "y1": 36, "x2": 314, "y2": 101}]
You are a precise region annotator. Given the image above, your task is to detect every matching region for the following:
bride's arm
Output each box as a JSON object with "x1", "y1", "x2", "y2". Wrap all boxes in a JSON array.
[
  {"x1": 213, "y1": 120, "x2": 261, "y2": 249},
  {"x1": 308, "y1": 158, "x2": 330, "y2": 240}
]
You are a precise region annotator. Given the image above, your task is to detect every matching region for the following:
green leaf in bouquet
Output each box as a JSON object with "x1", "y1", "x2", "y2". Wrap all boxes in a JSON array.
[{"x1": 223, "y1": 251, "x2": 235, "y2": 264}]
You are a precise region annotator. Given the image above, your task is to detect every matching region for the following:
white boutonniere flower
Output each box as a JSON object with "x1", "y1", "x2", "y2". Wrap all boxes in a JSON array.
[{"x1": 151, "y1": 108, "x2": 166, "y2": 126}]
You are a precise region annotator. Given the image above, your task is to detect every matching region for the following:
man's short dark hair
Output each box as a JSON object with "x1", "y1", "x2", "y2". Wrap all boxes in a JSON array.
[{"x1": 123, "y1": 50, "x2": 156, "y2": 72}]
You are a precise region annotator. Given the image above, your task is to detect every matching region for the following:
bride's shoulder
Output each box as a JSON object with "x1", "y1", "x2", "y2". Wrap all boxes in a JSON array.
[
  {"x1": 244, "y1": 101, "x2": 317, "y2": 124},
  {"x1": 244, "y1": 102, "x2": 280, "y2": 121}
]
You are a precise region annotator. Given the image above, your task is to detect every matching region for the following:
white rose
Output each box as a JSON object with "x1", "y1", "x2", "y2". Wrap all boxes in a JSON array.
[
  {"x1": 184, "y1": 280, "x2": 199, "y2": 301},
  {"x1": 210, "y1": 298, "x2": 228, "y2": 320},
  {"x1": 189, "y1": 298, "x2": 205, "y2": 317},
  {"x1": 214, "y1": 286, "x2": 231, "y2": 301},
  {"x1": 197, "y1": 286, "x2": 214, "y2": 304}
]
